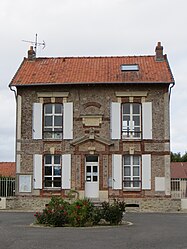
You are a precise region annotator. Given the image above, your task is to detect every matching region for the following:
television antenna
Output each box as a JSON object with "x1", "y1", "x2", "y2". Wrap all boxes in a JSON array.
[{"x1": 22, "y1": 34, "x2": 46, "y2": 56}]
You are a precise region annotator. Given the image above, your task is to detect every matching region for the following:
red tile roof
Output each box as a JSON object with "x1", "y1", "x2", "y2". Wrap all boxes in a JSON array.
[
  {"x1": 171, "y1": 162, "x2": 187, "y2": 179},
  {"x1": 0, "y1": 162, "x2": 16, "y2": 177},
  {"x1": 10, "y1": 55, "x2": 174, "y2": 86}
]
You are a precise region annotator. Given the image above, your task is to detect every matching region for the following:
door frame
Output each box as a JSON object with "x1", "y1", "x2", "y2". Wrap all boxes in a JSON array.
[{"x1": 84, "y1": 155, "x2": 99, "y2": 198}]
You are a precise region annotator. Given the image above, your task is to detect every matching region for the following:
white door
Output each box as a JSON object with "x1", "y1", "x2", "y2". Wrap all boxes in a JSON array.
[{"x1": 85, "y1": 155, "x2": 99, "y2": 198}]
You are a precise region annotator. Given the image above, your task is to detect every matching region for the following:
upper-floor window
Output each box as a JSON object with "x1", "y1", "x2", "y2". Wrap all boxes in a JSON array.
[
  {"x1": 44, "y1": 104, "x2": 63, "y2": 139},
  {"x1": 44, "y1": 154, "x2": 61, "y2": 188},
  {"x1": 123, "y1": 155, "x2": 141, "y2": 189},
  {"x1": 122, "y1": 103, "x2": 141, "y2": 139}
]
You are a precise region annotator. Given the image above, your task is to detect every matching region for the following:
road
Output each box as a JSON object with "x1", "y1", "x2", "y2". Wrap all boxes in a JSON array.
[{"x1": 0, "y1": 212, "x2": 187, "y2": 249}]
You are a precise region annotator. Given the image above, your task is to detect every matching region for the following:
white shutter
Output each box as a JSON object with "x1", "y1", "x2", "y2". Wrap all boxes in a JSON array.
[
  {"x1": 142, "y1": 154, "x2": 151, "y2": 190},
  {"x1": 32, "y1": 103, "x2": 43, "y2": 139},
  {"x1": 63, "y1": 102, "x2": 73, "y2": 139},
  {"x1": 112, "y1": 154, "x2": 122, "y2": 189},
  {"x1": 62, "y1": 154, "x2": 71, "y2": 189},
  {"x1": 33, "y1": 154, "x2": 42, "y2": 189},
  {"x1": 111, "y1": 102, "x2": 121, "y2": 139},
  {"x1": 142, "y1": 102, "x2": 152, "y2": 139}
]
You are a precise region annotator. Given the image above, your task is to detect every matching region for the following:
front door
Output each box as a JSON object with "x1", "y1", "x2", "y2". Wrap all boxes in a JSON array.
[{"x1": 85, "y1": 155, "x2": 99, "y2": 198}]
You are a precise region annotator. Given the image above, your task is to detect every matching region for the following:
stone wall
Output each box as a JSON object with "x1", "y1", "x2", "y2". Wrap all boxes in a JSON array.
[
  {"x1": 15, "y1": 83, "x2": 171, "y2": 198},
  {"x1": 5, "y1": 196, "x2": 181, "y2": 213}
]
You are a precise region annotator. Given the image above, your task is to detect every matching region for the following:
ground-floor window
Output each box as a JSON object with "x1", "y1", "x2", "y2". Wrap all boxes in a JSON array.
[
  {"x1": 123, "y1": 155, "x2": 141, "y2": 189},
  {"x1": 44, "y1": 155, "x2": 61, "y2": 188}
]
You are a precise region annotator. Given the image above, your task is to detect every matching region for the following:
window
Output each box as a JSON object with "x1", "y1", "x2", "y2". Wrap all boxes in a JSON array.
[
  {"x1": 44, "y1": 104, "x2": 63, "y2": 139},
  {"x1": 122, "y1": 103, "x2": 141, "y2": 139},
  {"x1": 123, "y1": 155, "x2": 141, "y2": 189},
  {"x1": 121, "y1": 64, "x2": 139, "y2": 71},
  {"x1": 44, "y1": 155, "x2": 61, "y2": 188}
]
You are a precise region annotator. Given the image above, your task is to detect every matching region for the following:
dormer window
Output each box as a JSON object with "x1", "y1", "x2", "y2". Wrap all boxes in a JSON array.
[{"x1": 121, "y1": 64, "x2": 139, "y2": 72}]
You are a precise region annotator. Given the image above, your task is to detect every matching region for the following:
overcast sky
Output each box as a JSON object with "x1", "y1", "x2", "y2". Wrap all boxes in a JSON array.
[{"x1": 0, "y1": 0, "x2": 187, "y2": 161}]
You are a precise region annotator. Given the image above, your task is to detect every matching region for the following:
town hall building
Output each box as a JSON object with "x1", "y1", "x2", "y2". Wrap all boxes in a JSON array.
[{"x1": 9, "y1": 42, "x2": 178, "y2": 211}]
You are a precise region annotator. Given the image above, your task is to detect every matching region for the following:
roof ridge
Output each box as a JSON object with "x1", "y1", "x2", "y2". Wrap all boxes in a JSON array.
[{"x1": 29, "y1": 55, "x2": 156, "y2": 60}]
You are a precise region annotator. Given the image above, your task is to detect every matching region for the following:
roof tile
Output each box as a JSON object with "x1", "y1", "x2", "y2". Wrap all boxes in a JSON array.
[
  {"x1": 10, "y1": 55, "x2": 174, "y2": 86},
  {"x1": 0, "y1": 162, "x2": 16, "y2": 177}
]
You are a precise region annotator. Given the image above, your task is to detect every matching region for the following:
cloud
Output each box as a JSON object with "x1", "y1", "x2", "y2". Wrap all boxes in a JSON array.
[{"x1": 0, "y1": 0, "x2": 187, "y2": 160}]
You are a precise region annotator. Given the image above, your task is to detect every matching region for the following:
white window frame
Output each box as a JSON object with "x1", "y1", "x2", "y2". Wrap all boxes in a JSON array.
[
  {"x1": 44, "y1": 154, "x2": 62, "y2": 189},
  {"x1": 122, "y1": 103, "x2": 141, "y2": 139},
  {"x1": 123, "y1": 155, "x2": 141, "y2": 190},
  {"x1": 44, "y1": 103, "x2": 63, "y2": 139}
]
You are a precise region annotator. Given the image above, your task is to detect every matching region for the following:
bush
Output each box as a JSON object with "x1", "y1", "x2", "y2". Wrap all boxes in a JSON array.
[
  {"x1": 34, "y1": 196, "x2": 69, "y2": 226},
  {"x1": 102, "y1": 199, "x2": 126, "y2": 225},
  {"x1": 34, "y1": 197, "x2": 125, "y2": 227},
  {"x1": 67, "y1": 199, "x2": 94, "y2": 227}
]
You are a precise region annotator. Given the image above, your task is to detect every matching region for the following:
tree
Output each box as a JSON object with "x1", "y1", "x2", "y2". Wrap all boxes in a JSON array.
[{"x1": 171, "y1": 152, "x2": 187, "y2": 162}]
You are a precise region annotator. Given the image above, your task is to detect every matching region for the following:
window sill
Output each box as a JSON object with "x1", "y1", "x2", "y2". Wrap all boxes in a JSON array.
[
  {"x1": 43, "y1": 139, "x2": 63, "y2": 142},
  {"x1": 122, "y1": 138, "x2": 142, "y2": 141},
  {"x1": 123, "y1": 188, "x2": 141, "y2": 192},
  {"x1": 44, "y1": 188, "x2": 62, "y2": 190}
]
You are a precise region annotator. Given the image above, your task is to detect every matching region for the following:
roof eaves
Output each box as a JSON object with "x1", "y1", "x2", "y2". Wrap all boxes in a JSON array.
[
  {"x1": 9, "y1": 58, "x2": 27, "y2": 88},
  {"x1": 11, "y1": 81, "x2": 174, "y2": 87}
]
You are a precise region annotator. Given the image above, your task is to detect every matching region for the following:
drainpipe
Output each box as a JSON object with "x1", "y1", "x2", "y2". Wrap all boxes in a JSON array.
[{"x1": 9, "y1": 85, "x2": 18, "y2": 195}]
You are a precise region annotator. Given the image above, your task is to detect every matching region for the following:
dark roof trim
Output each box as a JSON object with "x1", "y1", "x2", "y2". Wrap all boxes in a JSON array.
[{"x1": 11, "y1": 81, "x2": 174, "y2": 87}]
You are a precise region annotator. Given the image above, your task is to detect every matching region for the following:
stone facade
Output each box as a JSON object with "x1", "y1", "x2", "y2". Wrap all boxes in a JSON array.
[
  {"x1": 10, "y1": 45, "x2": 175, "y2": 211},
  {"x1": 15, "y1": 84, "x2": 171, "y2": 201}
]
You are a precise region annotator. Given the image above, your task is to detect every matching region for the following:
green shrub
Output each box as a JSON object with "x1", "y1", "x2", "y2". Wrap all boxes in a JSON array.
[
  {"x1": 34, "y1": 197, "x2": 125, "y2": 227},
  {"x1": 91, "y1": 207, "x2": 103, "y2": 225},
  {"x1": 34, "y1": 196, "x2": 69, "y2": 226},
  {"x1": 102, "y1": 199, "x2": 125, "y2": 225},
  {"x1": 67, "y1": 199, "x2": 94, "y2": 227}
]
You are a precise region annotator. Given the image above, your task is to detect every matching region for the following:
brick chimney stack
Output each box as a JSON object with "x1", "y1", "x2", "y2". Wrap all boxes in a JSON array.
[
  {"x1": 28, "y1": 46, "x2": 36, "y2": 60},
  {"x1": 155, "y1": 42, "x2": 164, "y2": 61}
]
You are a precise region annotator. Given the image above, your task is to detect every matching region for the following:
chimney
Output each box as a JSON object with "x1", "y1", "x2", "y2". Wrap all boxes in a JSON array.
[
  {"x1": 28, "y1": 46, "x2": 36, "y2": 60},
  {"x1": 155, "y1": 42, "x2": 164, "y2": 61}
]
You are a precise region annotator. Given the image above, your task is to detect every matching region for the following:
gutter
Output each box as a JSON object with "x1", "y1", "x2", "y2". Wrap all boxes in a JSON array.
[
  {"x1": 10, "y1": 81, "x2": 174, "y2": 87},
  {"x1": 169, "y1": 81, "x2": 175, "y2": 101},
  {"x1": 9, "y1": 85, "x2": 17, "y2": 99}
]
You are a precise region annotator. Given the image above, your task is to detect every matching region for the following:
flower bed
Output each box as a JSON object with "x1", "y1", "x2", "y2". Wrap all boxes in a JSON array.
[{"x1": 34, "y1": 197, "x2": 125, "y2": 227}]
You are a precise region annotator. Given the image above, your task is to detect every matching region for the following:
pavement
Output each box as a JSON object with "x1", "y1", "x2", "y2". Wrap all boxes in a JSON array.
[{"x1": 0, "y1": 212, "x2": 187, "y2": 249}]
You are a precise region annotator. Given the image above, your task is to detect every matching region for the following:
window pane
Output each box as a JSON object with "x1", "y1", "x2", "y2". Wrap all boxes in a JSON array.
[
  {"x1": 54, "y1": 166, "x2": 61, "y2": 176},
  {"x1": 55, "y1": 104, "x2": 63, "y2": 114},
  {"x1": 45, "y1": 116, "x2": 52, "y2": 126},
  {"x1": 123, "y1": 104, "x2": 130, "y2": 114},
  {"x1": 93, "y1": 166, "x2": 97, "y2": 173},
  {"x1": 54, "y1": 155, "x2": 60, "y2": 164},
  {"x1": 45, "y1": 104, "x2": 52, "y2": 114},
  {"x1": 54, "y1": 116, "x2": 62, "y2": 126},
  {"x1": 45, "y1": 177, "x2": 52, "y2": 187},
  {"x1": 133, "y1": 104, "x2": 140, "y2": 114},
  {"x1": 133, "y1": 156, "x2": 140, "y2": 165},
  {"x1": 54, "y1": 132, "x2": 62, "y2": 139},
  {"x1": 124, "y1": 156, "x2": 130, "y2": 165},
  {"x1": 133, "y1": 166, "x2": 139, "y2": 176},
  {"x1": 122, "y1": 116, "x2": 130, "y2": 130},
  {"x1": 44, "y1": 132, "x2": 53, "y2": 139},
  {"x1": 133, "y1": 177, "x2": 140, "y2": 187},
  {"x1": 87, "y1": 166, "x2": 91, "y2": 173},
  {"x1": 86, "y1": 156, "x2": 98, "y2": 162},
  {"x1": 124, "y1": 166, "x2": 130, "y2": 176},
  {"x1": 45, "y1": 166, "x2": 52, "y2": 176},
  {"x1": 45, "y1": 155, "x2": 52, "y2": 164},
  {"x1": 124, "y1": 177, "x2": 131, "y2": 187},
  {"x1": 93, "y1": 176, "x2": 98, "y2": 182},
  {"x1": 54, "y1": 177, "x2": 61, "y2": 187},
  {"x1": 133, "y1": 116, "x2": 140, "y2": 126}
]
